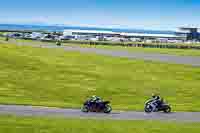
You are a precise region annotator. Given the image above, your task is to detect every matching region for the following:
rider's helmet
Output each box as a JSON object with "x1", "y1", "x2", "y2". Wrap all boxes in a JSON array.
[
  {"x1": 90, "y1": 95, "x2": 97, "y2": 100},
  {"x1": 152, "y1": 93, "x2": 160, "y2": 100},
  {"x1": 91, "y1": 95, "x2": 102, "y2": 102},
  {"x1": 91, "y1": 95, "x2": 97, "y2": 98},
  {"x1": 152, "y1": 93, "x2": 156, "y2": 98}
]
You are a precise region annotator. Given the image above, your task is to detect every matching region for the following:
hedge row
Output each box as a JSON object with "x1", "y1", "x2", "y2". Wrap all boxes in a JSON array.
[
  {"x1": 3, "y1": 36, "x2": 200, "y2": 50},
  {"x1": 60, "y1": 40, "x2": 200, "y2": 50}
]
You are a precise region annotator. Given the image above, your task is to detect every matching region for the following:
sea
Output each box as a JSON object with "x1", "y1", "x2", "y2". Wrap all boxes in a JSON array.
[{"x1": 0, "y1": 24, "x2": 174, "y2": 34}]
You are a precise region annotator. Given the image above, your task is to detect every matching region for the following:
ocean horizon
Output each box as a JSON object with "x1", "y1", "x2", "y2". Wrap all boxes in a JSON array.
[{"x1": 0, "y1": 24, "x2": 175, "y2": 35}]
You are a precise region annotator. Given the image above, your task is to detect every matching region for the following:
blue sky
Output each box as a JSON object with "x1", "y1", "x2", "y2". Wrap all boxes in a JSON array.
[{"x1": 1, "y1": 0, "x2": 200, "y2": 30}]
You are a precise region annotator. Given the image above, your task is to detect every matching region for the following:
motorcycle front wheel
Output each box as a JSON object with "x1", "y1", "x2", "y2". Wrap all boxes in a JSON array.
[
  {"x1": 81, "y1": 105, "x2": 89, "y2": 113},
  {"x1": 163, "y1": 106, "x2": 171, "y2": 113},
  {"x1": 144, "y1": 105, "x2": 153, "y2": 113}
]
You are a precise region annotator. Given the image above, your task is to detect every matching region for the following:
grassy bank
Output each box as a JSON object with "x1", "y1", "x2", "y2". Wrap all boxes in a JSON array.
[
  {"x1": 0, "y1": 115, "x2": 200, "y2": 133},
  {"x1": 0, "y1": 43, "x2": 200, "y2": 111}
]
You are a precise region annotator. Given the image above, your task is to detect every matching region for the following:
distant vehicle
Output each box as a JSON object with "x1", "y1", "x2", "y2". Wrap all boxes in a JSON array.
[
  {"x1": 23, "y1": 33, "x2": 32, "y2": 39},
  {"x1": 105, "y1": 37, "x2": 121, "y2": 42},
  {"x1": 156, "y1": 38, "x2": 169, "y2": 43},
  {"x1": 144, "y1": 98, "x2": 171, "y2": 113},
  {"x1": 167, "y1": 39, "x2": 183, "y2": 43},
  {"x1": 30, "y1": 32, "x2": 43, "y2": 40},
  {"x1": 59, "y1": 35, "x2": 75, "y2": 40},
  {"x1": 129, "y1": 38, "x2": 141, "y2": 42},
  {"x1": 8, "y1": 33, "x2": 23, "y2": 38},
  {"x1": 41, "y1": 34, "x2": 61, "y2": 41},
  {"x1": 75, "y1": 35, "x2": 92, "y2": 41},
  {"x1": 89, "y1": 37, "x2": 99, "y2": 41},
  {"x1": 145, "y1": 39, "x2": 154, "y2": 43}
]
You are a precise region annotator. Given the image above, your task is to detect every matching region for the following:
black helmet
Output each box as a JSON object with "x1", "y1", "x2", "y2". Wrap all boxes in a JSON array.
[
  {"x1": 152, "y1": 93, "x2": 160, "y2": 99},
  {"x1": 152, "y1": 93, "x2": 157, "y2": 98}
]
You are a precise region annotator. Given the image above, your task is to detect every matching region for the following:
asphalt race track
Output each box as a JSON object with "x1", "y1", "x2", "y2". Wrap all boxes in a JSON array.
[
  {"x1": 60, "y1": 46, "x2": 200, "y2": 67},
  {"x1": 0, "y1": 105, "x2": 200, "y2": 122}
]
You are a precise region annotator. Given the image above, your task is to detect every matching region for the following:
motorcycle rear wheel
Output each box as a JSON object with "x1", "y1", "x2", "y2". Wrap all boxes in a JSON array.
[{"x1": 104, "y1": 105, "x2": 112, "y2": 113}]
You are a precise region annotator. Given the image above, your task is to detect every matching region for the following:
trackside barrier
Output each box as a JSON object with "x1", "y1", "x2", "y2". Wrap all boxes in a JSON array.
[
  {"x1": 2, "y1": 37, "x2": 200, "y2": 50},
  {"x1": 60, "y1": 40, "x2": 200, "y2": 50}
]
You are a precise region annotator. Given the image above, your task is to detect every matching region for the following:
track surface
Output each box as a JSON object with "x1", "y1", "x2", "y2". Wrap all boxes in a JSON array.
[
  {"x1": 0, "y1": 105, "x2": 200, "y2": 122},
  {"x1": 46, "y1": 45, "x2": 200, "y2": 67},
  {"x1": 2, "y1": 40, "x2": 200, "y2": 67}
]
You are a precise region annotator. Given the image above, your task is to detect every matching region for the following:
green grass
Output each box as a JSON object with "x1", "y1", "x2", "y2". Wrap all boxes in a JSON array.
[
  {"x1": 0, "y1": 115, "x2": 200, "y2": 133},
  {"x1": 0, "y1": 43, "x2": 200, "y2": 111}
]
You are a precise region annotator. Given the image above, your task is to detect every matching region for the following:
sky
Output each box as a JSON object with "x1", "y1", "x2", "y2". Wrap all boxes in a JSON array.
[{"x1": 0, "y1": 0, "x2": 200, "y2": 30}]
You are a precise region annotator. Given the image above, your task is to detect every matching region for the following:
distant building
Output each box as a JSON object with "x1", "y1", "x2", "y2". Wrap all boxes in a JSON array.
[
  {"x1": 63, "y1": 29, "x2": 185, "y2": 41},
  {"x1": 120, "y1": 32, "x2": 184, "y2": 40},
  {"x1": 176, "y1": 27, "x2": 200, "y2": 41},
  {"x1": 63, "y1": 29, "x2": 120, "y2": 37}
]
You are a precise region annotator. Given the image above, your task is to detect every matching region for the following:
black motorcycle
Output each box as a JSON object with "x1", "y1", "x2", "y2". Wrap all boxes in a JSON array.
[
  {"x1": 144, "y1": 99, "x2": 171, "y2": 113},
  {"x1": 56, "y1": 41, "x2": 61, "y2": 46},
  {"x1": 5, "y1": 36, "x2": 9, "y2": 41},
  {"x1": 81, "y1": 100, "x2": 112, "y2": 113}
]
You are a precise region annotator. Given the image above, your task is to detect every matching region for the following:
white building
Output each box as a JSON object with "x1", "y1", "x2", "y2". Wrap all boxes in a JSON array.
[
  {"x1": 63, "y1": 29, "x2": 186, "y2": 42},
  {"x1": 63, "y1": 29, "x2": 120, "y2": 37}
]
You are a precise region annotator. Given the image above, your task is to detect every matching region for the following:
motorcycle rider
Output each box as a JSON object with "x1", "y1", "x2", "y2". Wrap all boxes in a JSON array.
[
  {"x1": 90, "y1": 95, "x2": 103, "y2": 103},
  {"x1": 151, "y1": 94, "x2": 163, "y2": 111},
  {"x1": 88, "y1": 95, "x2": 103, "y2": 108}
]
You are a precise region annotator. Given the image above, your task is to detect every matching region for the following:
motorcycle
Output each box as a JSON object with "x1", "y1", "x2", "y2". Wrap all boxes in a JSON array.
[
  {"x1": 56, "y1": 41, "x2": 61, "y2": 46},
  {"x1": 5, "y1": 36, "x2": 9, "y2": 41},
  {"x1": 144, "y1": 99, "x2": 171, "y2": 113},
  {"x1": 81, "y1": 100, "x2": 112, "y2": 113}
]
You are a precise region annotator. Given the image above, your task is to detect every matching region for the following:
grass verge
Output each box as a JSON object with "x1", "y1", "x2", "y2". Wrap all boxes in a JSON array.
[{"x1": 0, "y1": 115, "x2": 200, "y2": 133}]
